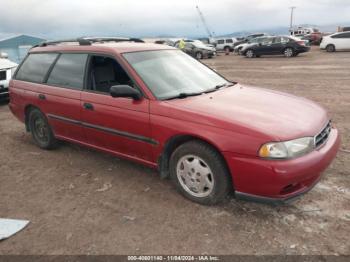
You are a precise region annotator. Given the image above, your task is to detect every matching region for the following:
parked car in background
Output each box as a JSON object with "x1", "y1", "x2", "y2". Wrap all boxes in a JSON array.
[
  {"x1": 241, "y1": 36, "x2": 310, "y2": 58},
  {"x1": 234, "y1": 36, "x2": 272, "y2": 55},
  {"x1": 9, "y1": 37, "x2": 340, "y2": 205},
  {"x1": 176, "y1": 40, "x2": 216, "y2": 59},
  {"x1": 0, "y1": 53, "x2": 18, "y2": 101},
  {"x1": 233, "y1": 33, "x2": 269, "y2": 48},
  {"x1": 214, "y1": 38, "x2": 237, "y2": 52},
  {"x1": 320, "y1": 31, "x2": 350, "y2": 52},
  {"x1": 289, "y1": 27, "x2": 322, "y2": 45},
  {"x1": 154, "y1": 39, "x2": 175, "y2": 46}
]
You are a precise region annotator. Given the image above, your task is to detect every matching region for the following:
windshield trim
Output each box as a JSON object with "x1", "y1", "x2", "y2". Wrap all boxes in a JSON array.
[{"x1": 121, "y1": 49, "x2": 236, "y2": 101}]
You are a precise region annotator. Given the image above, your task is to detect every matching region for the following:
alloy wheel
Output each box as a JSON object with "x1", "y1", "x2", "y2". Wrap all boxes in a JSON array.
[
  {"x1": 284, "y1": 48, "x2": 294, "y2": 57},
  {"x1": 246, "y1": 50, "x2": 254, "y2": 58},
  {"x1": 176, "y1": 154, "x2": 214, "y2": 198}
]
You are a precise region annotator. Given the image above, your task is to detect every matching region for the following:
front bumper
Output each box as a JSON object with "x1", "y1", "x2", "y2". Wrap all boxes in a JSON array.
[{"x1": 224, "y1": 128, "x2": 340, "y2": 204}]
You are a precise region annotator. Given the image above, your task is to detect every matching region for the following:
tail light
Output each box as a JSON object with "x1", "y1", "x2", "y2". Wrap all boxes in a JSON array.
[{"x1": 297, "y1": 41, "x2": 306, "y2": 46}]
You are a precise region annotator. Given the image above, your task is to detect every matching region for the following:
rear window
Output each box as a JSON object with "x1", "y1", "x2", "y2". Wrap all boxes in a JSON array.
[
  {"x1": 16, "y1": 53, "x2": 58, "y2": 83},
  {"x1": 47, "y1": 54, "x2": 88, "y2": 89}
]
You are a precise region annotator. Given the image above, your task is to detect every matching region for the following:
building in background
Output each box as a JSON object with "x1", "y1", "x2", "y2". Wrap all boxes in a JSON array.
[{"x1": 0, "y1": 34, "x2": 45, "y2": 63}]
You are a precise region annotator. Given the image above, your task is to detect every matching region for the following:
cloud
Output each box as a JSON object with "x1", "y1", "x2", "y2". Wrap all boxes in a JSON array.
[{"x1": 0, "y1": 0, "x2": 349, "y2": 38}]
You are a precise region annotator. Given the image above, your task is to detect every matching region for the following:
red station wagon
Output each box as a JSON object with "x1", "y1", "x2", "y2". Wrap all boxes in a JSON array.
[{"x1": 9, "y1": 37, "x2": 340, "y2": 205}]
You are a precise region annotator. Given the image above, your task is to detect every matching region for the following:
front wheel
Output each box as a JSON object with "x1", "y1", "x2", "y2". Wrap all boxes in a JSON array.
[
  {"x1": 195, "y1": 52, "x2": 203, "y2": 60},
  {"x1": 326, "y1": 44, "x2": 335, "y2": 52},
  {"x1": 29, "y1": 108, "x2": 57, "y2": 149},
  {"x1": 169, "y1": 141, "x2": 231, "y2": 205}
]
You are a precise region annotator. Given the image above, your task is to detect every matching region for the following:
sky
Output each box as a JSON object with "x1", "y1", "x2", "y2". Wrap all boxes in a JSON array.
[{"x1": 0, "y1": 0, "x2": 350, "y2": 39}]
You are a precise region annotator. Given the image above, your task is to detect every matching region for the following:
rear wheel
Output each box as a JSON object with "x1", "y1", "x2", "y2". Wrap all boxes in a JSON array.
[
  {"x1": 169, "y1": 141, "x2": 231, "y2": 205},
  {"x1": 245, "y1": 49, "x2": 255, "y2": 58},
  {"x1": 195, "y1": 52, "x2": 203, "y2": 60},
  {"x1": 284, "y1": 47, "x2": 294, "y2": 57},
  {"x1": 28, "y1": 108, "x2": 57, "y2": 149},
  {"x1": 326, "y1": 44, "x2": 335, "y2": 52}
]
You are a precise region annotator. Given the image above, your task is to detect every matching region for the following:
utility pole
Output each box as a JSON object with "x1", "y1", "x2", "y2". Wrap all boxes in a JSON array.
[
  {"x1": 289, "y1": 6, "x2": 296, "y2": 30},
  {"x1": 196, "y1": 5, "x2": 214, "y2": 38}
]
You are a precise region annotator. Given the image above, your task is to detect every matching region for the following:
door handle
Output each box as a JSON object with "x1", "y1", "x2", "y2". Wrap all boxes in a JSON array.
[
  {"x1": 38, "y1": 94, "x2": 46, "y2": 100},
  {"x1": 83, "y1": 103, "x2": 94, "y2": 111}
]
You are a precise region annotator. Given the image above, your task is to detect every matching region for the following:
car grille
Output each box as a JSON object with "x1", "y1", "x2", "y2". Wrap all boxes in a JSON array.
[
  {"x1": 314, "y1": 121, "x2": 332, "y2": 148},
  {"x1": 0, "y1": 70, "x2": 6, "y2": 81}
]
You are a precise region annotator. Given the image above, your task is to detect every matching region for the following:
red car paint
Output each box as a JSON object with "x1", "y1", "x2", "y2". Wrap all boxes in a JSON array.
[{"x1": 8, "y1": 42, "x2": 340, "y2": 202}]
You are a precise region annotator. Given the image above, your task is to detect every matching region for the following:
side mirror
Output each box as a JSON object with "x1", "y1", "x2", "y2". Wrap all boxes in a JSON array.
[
  {"x1": 110, "y1": 85, "x2": 142, "y2": 100},
  {"x1": 259, "y1": 43, "x2": 262, "y2": 46}
]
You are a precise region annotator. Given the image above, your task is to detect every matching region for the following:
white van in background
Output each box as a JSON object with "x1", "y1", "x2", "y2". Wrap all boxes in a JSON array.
[
  {"x1": 320, "y1": 31, "x2": 350, "y2": 52},
  {"x1": 0, "y1": 53, "x2": 18, "y2": 101}
]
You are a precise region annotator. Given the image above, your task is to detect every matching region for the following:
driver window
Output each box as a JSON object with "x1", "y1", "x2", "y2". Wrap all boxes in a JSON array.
[{"x1": 87, "y1": 55, "x2": 134, "y2": 93}]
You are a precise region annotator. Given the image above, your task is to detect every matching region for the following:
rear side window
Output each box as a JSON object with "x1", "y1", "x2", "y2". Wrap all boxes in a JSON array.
[
  {"x1": 332, "y1": 33, "x2": 350, "y2": 38},
  {"x1": 16, "y1": 53, "x2": 58, "y2": 83},
  {"x1": 47, "y1": 54, "x2": 88, "y2": 89},
  {"x1": 226, "y1": 39, "x2": 233, "y2": 43}
]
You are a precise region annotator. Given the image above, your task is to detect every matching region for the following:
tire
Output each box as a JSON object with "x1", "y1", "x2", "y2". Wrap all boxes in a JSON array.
[
  {"x1": 224, "y1": 46, "x2": 230, "y2": 53},
  {"x1": 284, "y1": 47, "x2": 294, "y2": 57},
  {"x1": 245, "y1": 49, "x2": 255, "y2": 58},
  {"x1": 169, "y1": 140, "x2": 231, "y2": 205},
  {"x1": 28, "y1": 108, "x2": 57, "y2": 149},
  {"x1": 195, "y1": 52, "x2": 203, "y2": 60},
  {"x1": 326, "y1": 44, "x2": 335, "y2": 52}
]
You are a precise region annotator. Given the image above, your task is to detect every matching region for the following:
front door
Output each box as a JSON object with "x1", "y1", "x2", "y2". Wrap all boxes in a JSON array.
[{"x1": 81, "y1": 55, "x2": 154, "y2": 163}]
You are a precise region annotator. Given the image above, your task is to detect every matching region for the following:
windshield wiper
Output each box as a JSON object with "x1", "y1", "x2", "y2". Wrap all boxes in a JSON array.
[
  {"x1": 204, "y1": 82, "x2": 236, "y2": 94},
  {"x1": 164, "y1": 92, "x2": 204, "y2": 100},
  {"x1": 164, "y1": 82, "x2": 236, "y2": 100}
]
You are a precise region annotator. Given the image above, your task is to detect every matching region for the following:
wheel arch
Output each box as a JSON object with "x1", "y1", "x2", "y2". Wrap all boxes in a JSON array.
[
  {"x1": 24, "y1": 104, "x2": 40, "y2": 132},
  {"x1": 326, "y1": 43, "x2": 336, "y2": 52},
  {"x1": 158, "y1": 134, "x2": 232, "y2": 183}
]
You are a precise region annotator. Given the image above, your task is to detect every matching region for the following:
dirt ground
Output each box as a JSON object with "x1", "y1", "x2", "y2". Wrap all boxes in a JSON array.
[{"x1": 0, "y1": 47, "x2": 349, "y2": 255}]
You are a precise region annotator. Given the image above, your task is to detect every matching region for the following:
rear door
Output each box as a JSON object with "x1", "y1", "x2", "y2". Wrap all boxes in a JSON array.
[
  {"x1": 40, "y1": 53, "x2": 88, "y2": 142},
  {"x1": 80, "y1": 54, "x2": 153, "y2": 163}
]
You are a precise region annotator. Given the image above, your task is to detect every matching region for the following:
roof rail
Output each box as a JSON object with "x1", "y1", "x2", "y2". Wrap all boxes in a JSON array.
[{"x1": 32, "y1": 37, "x2": 145, "y2": 48}]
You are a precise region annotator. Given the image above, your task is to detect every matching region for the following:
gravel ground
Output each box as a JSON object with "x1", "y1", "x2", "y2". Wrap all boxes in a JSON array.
[{"x1": 0, "y1": 47, "x2": 349, "y2": 255}]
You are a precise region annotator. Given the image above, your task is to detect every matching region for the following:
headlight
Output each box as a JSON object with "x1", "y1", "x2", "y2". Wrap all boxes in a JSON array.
[{"x1": 259, "y1": 137, "x2": 314, "y2": 159}]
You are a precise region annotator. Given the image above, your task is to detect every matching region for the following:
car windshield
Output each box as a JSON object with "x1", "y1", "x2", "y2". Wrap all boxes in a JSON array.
[{"x1": 123, "y1": 50, "x2": 230, "y2": 100}]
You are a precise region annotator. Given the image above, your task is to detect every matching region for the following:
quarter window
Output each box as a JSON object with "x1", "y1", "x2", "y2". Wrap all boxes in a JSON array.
[
  {"x1": 47, "y1": 54, "x2": 88, "y2": 89},
  {"x1": 15, "y1": 53, "x2": 58, "y2": 83}
]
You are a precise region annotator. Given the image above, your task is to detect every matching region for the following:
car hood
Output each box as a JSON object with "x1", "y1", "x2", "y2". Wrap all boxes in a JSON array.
[
  {"x1": 198, "y1": 47, "x2": 214, "y2": 52},
  {"x1": 163, "y1": 84, "x2": 329, "y2": 141}
]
